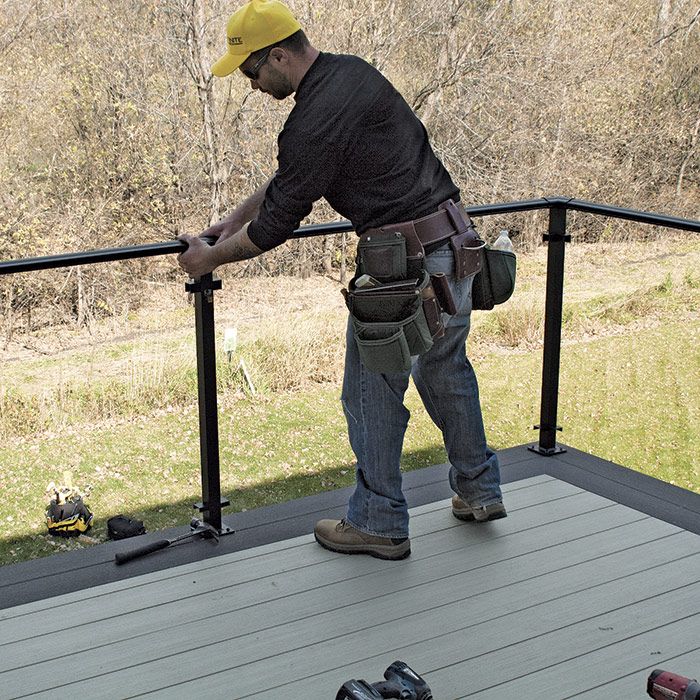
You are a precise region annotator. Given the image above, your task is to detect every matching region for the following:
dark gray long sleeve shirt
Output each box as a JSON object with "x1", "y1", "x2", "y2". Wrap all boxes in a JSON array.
[{"x1": 247, "y1": 52, "x2": 459, "y2": 252}]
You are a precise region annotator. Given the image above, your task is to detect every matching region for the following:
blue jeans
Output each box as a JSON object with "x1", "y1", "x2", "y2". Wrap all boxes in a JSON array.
[{"x1": 341, "y1": 244, "x2": 502, "y2": 538}]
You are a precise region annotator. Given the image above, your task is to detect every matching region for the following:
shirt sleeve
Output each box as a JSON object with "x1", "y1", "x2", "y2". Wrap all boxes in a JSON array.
[{"x1": 247, "y1": 128, "x2": 342, "y2": 252}]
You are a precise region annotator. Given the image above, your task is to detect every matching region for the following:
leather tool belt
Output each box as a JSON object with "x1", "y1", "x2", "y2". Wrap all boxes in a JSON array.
[
  {"x1": 360, "y1": 199, "x2": 484, "y2": 281},
  {"x1": 343, "y1": 199, "x2": 486, "y2": 374}
]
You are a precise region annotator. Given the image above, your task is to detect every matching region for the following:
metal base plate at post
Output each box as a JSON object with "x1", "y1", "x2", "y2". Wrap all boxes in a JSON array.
[
  {"x1": 528, "y1": 443, "x2": 567, "y2": 456},
  {"x1": 210, "y1": 524, "x2": 235, "y2": 537},
  {"x1": 193, "y1": 498, "x2": 235, "y2": 537}
]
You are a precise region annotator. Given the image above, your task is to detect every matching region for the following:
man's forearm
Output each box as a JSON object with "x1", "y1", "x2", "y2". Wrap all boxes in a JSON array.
[{"x1": 209, "y1": 224, "x2": 264, "y2": 267}]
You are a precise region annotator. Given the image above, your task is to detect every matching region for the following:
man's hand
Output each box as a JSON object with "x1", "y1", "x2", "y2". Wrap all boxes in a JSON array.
[
  {"x1": 178, "y1": 225, "x2": 264, "y2": 277},
  {"x1": 177, "y1": 234, "x2": 218, "y2": 278},
  {"x1": 199, "y1": 218, "x2": 239, "y2": 243}
]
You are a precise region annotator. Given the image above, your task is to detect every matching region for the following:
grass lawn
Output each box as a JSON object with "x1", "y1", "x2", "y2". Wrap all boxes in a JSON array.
[{"x1": 0, "y1": 317, "x2": 697, "y2": 567}]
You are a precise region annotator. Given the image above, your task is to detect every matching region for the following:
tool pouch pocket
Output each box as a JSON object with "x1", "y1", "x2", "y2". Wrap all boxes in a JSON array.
[
  {"x1": 450, "y1": 230, "x2": 485, "y2": 280},
  {"x1": 344, "y1": 271, "x2": 435, "y2": 373},
  {"x1": 430, "y1": 272, "x2": 458, "y2": 316},
  {"x1": 471, "y1": 247, "x2": 517, "y2": 310},
  {"x1": 356, "y1": 230, "x2": 407, "y2": 282}
]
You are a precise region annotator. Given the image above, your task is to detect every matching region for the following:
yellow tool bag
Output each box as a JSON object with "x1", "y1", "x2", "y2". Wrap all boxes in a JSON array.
[{"x1": 45, "y1": 475, "x2": 94, "y2": 537}]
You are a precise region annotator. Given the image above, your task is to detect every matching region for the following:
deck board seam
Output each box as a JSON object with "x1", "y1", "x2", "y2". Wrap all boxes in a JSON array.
[
  {"x1": 4, "y1": 531, "x2": 693, "y2": 678},
  {"x1": 0, "y1": 496, "x2": 625, "y2": 630},
  {"x1": 214, "y1": 588, "x2": 700, "y2": 699},
  {"x1": 26, "y1": 572, "x2": 700, "y2": 699},
  {"x1": 2, "y1": 515, "x2": 688, "y2": 677},
  {"x1": 0, "y1": 476, "x2": 560, "y2": 594},
  {"x1": 0, "y1": 483, "x2": 588, "y2": 619},
  {"x1": 454, "y1": 613, "x2": 700, "y2": 698}
]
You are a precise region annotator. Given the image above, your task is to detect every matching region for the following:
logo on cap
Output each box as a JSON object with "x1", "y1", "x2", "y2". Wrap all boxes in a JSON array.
[{"x1": 228, "y1": 36, "x2": 243, "y2": 45}]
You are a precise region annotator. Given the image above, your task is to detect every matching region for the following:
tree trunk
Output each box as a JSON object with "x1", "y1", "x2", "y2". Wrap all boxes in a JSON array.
[
  {"x1": 4, "y1": 285, "x2": 14, "y2": 348},
  {"x1": 322, "y1": 235, "x2": 334, "y2": 276},
  {"x1": 677, "y1": 110, "x2": 700, "y2": 198},
  {"x1": 182, "y1": 0, "x2": 225, "y2": 224},
  {"x1": 657, "y1": 0, "x2": 673, "y2": 43},
  {"x1": 76, "y1": 266, "x2": 86, "y2": 327}
]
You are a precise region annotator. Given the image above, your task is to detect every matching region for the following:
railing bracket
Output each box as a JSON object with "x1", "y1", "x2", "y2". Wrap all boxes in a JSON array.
[
  {"x1": 185, "y1": 275, "x2": 222, "y2": 294},
  {"x1": 194, "y1": 497, "x2": 231, "y2": 511}
]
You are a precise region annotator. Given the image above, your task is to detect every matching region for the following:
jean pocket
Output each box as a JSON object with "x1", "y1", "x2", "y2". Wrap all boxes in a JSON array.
[{"x1": 424, "y1": 247, "x2": 454, "y2": 277}]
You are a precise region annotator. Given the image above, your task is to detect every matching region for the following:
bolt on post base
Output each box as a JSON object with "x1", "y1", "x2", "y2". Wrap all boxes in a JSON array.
[
  {"x1": 194, "y1": 498, "x2": 235, "y2": 537},
  {"x1": 528, "y1": 423, "x2": 567, "y2": 456}
]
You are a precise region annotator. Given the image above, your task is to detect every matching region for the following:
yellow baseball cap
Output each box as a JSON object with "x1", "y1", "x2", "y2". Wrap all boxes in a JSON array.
[{"x1": 211, "y1": 0, "x2": 302, "y2": 78}]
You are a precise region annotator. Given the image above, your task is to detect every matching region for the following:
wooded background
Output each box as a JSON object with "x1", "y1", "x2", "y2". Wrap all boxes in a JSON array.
[{"x1": 1, "y1": 0, "x2": 698, "y2": 331}]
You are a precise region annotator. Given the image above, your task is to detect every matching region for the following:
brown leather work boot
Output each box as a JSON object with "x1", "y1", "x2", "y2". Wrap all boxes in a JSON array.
[
  {"x1": 314, "y1": 519, "x2": 410, "y2": 560},
  {"x1": 451, "y1": 495, "x2": 507, "y2": 522}
]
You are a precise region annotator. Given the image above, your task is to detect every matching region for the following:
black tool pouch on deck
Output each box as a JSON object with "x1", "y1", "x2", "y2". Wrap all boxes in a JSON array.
[
  {"x1": 471, "y1": 247, "x2": 517, "y2": 310},
  {"x1": 344, "y1": 270, "x2": 438, "y2": 374},
  {"x1": 107, "y1": 515, "x2": 146, "y2": 540}
]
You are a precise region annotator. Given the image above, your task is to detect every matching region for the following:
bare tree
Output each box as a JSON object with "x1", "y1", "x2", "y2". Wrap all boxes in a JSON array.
[
  {"x1": 174, "y1": 0, "x2": 226, "y2": 224},
  {"x1": 1, "y1": 0, "x2": 699, "y2": 330}
]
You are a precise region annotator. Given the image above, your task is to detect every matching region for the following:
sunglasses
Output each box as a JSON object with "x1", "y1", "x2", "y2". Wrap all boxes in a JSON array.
[{"x1": 240, "y1": 47, "x2": 272, "y2": 81}]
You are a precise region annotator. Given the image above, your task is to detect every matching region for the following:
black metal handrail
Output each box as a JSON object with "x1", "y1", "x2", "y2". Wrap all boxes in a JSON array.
[
  {"x1": 1, "y1": 197, "x2": 698, "y2": 531},
  {"x1": 2, "y1": 197, "x2": 696, "y2": 276}
]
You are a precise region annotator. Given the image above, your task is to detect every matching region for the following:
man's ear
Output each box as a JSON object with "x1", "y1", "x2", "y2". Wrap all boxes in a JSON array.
[{"x1": 268, "y1": 47, "x2": 289, "y2": 67}]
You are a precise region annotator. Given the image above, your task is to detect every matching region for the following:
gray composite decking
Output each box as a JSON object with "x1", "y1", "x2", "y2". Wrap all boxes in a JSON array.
[{"x1": 1, "y1": 445, "x2": 699, "y2": 699}]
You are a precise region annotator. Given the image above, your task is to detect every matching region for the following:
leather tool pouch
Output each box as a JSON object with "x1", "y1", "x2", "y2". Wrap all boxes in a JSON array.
[
  {"x1": 471, "y1": 247, "x2": 517, "y2": 310},
  {"x1": 344, "y1": 270, "x2": 438, "y2": 373},
  {"x1": 438, "y1": 199, "x2": 484, "y2": 282},
  {"x1": 356, "y1": 231, "x2": 407, "y2": 282},
  {"x1": 450, "y1": 229, "x2": 484, "y2": 281},
  {"x1": 430, "y1": 272, "x2": 458, "y2": 316}
]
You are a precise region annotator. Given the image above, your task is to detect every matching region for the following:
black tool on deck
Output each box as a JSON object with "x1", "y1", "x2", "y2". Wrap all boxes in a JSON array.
[
  {"x1": 336, "y1": 661, "x2": 433, "y2": 700},
  {"x1": 114, "y1": 518, "x2": 220, "y2": 564}
]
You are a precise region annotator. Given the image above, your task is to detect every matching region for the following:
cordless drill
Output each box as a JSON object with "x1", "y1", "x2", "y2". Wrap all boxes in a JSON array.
[
  {"x1": 336, "y1": 661, "x2": 433, "y2": 700},
  {"x1": 648, "y1": 669, "x2": 700, "y2": 699}
]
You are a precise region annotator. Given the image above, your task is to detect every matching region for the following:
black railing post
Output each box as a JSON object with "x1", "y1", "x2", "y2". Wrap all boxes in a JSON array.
[
  {"x1": 185, "y1": 273, "x2": 232, "y2": 534},
  {"x1": 530, "y1": 204, "x2": 569, "y2": 456}
]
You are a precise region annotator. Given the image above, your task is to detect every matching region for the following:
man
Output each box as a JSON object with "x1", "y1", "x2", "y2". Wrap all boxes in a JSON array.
[{"x1": 178, "y1": 0, "x2": 506, "y2": 561}]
